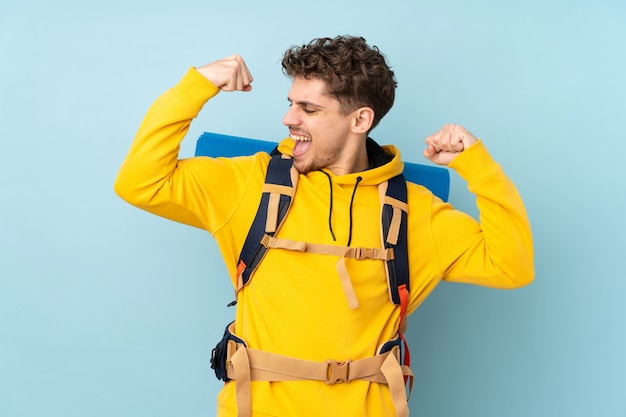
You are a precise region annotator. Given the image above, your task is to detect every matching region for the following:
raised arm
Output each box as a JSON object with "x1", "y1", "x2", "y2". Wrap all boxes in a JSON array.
[
  {"x1": 114, "y1": 56, "x2": 254, "y2": 229},
  {"x1": 424, "y1": 124, "x2": 534, "y2": 289}
]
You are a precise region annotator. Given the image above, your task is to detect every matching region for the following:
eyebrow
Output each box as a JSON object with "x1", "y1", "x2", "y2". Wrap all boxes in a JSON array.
[{"x1": 287, "y1": 97, "x2": 325, "y2": 109}]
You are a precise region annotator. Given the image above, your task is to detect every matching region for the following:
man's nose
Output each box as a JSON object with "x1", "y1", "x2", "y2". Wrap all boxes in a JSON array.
[{"x1": 282, "y1": 106, "x2": 299, "y2": 126}]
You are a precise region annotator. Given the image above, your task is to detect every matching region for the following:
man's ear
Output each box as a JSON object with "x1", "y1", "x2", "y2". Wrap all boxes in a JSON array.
[{"x1": 351, "y1": 107, "x2": 375, "y2": 134}]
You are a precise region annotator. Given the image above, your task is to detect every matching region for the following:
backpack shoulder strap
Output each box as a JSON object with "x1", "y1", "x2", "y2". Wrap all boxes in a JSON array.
[
  {"x1": 380, "y1": 173, "x2": 411, "y2": 370},
  {"x1": 380, "y1": 173, "x2": 410, "y2": 306},
  {"x1": 235, "y1": 152, "x2": 298, "y2": 291},
  {"x1": 235, "y1": 157, "x2": 410, "y2": 312}
]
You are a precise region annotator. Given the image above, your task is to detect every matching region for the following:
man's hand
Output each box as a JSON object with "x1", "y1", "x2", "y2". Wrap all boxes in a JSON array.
[
  {"x1": 196, "y1": 55, "x2": 253, "y2": 92},
  {"x1": 423, "y1": 124, "x2": 477, "y2": 166}
]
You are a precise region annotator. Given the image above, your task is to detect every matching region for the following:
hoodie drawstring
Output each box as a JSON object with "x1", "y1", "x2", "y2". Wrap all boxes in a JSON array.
[
  {"x1": 319, "y1": 170, "x2": 337, "y2": 242},
  {"x1": 346, "y1": 176, "x2": 362, "y2": 247},
  {"x1": 319, "y1": 171, "x2": 362, "y2": 246}
]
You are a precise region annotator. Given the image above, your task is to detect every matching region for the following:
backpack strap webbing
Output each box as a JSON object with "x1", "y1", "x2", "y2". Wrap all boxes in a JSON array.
[
  {"x1": 379, "y1": 175, "x2": 411, "y2": 371},
  {"x1": 380, "y1": 174, "x2": 410, "y2": 305},
  {"x1": 224, "y1": 321, "x2": 413, "y2": 417},
  {"x1": 235, "y1": 153, "x2": 411, "y2": 326},
  {"x1": 230, "y1": 154, "x2": 413, "y2": 395},
  {"x1": 235, "y1": 152, "x2": 298, "y2": 291}
]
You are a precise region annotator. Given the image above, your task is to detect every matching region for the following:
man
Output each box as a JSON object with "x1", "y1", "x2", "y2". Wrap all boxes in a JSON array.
[{"x1": 115, "y1": 36, "x2": 534, "y2": 417}]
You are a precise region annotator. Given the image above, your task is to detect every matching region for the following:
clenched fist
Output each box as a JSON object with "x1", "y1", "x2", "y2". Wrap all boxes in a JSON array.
[
  {"x1": 423, "y1": 124, "x2": 477, "y2": 166},
  {"x1": 196, "y1": 55, "x2": 253, "y2": 92}
]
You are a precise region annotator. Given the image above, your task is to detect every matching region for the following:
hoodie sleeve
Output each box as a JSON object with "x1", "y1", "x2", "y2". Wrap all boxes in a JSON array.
[
  {"x1": 430, "y1": 140, "x2": 535, "y2": 289},
  {"x1": 114, "y1": 67, "x2": 259, "y2": 233}
]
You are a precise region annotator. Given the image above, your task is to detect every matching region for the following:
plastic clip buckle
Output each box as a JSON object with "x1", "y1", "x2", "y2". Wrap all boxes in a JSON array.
[
  {"x1": 355, "y1": 248, "x2": 374, "y2": 259},
  {"x1": 326, "y1": 359, "x2": 352, "y2": 384}
]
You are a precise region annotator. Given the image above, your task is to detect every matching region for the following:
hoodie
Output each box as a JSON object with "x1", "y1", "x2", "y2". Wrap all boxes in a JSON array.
[{"x1": 115, "y1": 67, "x2": 534, "y2": 417}]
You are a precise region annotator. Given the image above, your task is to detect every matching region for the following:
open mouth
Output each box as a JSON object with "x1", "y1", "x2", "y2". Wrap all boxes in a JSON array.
[{"x1": 290, "y1": 133, "x2": 312, "y2": 158}]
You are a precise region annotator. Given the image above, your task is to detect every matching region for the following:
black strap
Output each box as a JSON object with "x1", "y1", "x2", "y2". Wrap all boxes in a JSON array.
[
  {"x1": 382, "y1": 174, "x2": 410, "y2": 305},
  {"x1": 237, "y1": 154, "x2": 295, "y2": 285}
]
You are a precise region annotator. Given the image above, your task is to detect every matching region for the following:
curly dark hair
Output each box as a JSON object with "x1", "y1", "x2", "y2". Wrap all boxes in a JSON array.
[{"x1": 281, "y1": 35, "x2": 397, "y2": 131}]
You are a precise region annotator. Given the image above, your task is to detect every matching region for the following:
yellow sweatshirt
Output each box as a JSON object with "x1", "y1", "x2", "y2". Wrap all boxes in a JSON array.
[{"x1": 115, "y1": 67, "x2": 534, "y2": 416}]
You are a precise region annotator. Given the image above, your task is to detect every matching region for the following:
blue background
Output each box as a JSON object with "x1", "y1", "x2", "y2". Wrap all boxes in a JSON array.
[{"x1": 1, "y1": 0, "x2": 625, "y2": 416}]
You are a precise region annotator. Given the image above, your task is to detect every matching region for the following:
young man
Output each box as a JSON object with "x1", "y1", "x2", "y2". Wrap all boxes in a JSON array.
[{"x1": 115, "y1": 36, "x2": 534, "y2": 417}]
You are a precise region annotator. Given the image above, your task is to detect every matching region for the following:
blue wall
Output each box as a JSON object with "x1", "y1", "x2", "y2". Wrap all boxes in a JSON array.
[{"x1": 1, "y1": 1, "x2": 624, "y2": 416}]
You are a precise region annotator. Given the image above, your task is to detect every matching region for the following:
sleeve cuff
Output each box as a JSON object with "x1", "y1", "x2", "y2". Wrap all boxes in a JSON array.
[
  {"x1": 170, "y1": 67, "x2": 221, "y2": 112},
  {"x1": 448, "y1": 139, "x2": 501, "y2": 186}
]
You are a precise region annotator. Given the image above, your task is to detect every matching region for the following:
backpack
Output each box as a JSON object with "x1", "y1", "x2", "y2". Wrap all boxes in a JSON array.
[{"x1": 233, "y1": 149, "x2": 411, "y2": 365}]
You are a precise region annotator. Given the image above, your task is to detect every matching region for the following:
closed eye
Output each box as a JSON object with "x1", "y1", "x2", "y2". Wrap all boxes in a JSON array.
[{"x1": 287, "y1": 98, "x2": 323, "y2": 114}]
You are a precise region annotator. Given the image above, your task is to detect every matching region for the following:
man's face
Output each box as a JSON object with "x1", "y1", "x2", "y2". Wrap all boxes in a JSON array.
[{"x1": 282, "y1": 76, "x2": 355, "y2": 175}]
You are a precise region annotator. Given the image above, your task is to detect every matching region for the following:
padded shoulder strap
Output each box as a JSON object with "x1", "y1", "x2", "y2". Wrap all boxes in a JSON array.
[
  {"x1": 236, "y1": 153, "x2": 297, "y2": 291},
  {"x1": 381, "y1": 174, "x2": 410, "y2": 306},
  {"x1": 236, "y1": 158, "x2": 410, "y2": 310},
  {"x1": 380, "y1": 174, "x2": 412, "y2": 373}
]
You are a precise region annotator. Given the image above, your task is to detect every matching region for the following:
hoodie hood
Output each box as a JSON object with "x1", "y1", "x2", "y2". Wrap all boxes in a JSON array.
[{"x1": 275, "y1": 137, "x2": 405, "y2": 186}]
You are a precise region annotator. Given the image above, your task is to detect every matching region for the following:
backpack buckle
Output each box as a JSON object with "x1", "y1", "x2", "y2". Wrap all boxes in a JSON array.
[
  {"x1": 326, "y1": 359, "x2": 352, "y2": 384},
  {"x1": 354, "y1": 248, "x2": 374, "y2": 259}
]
